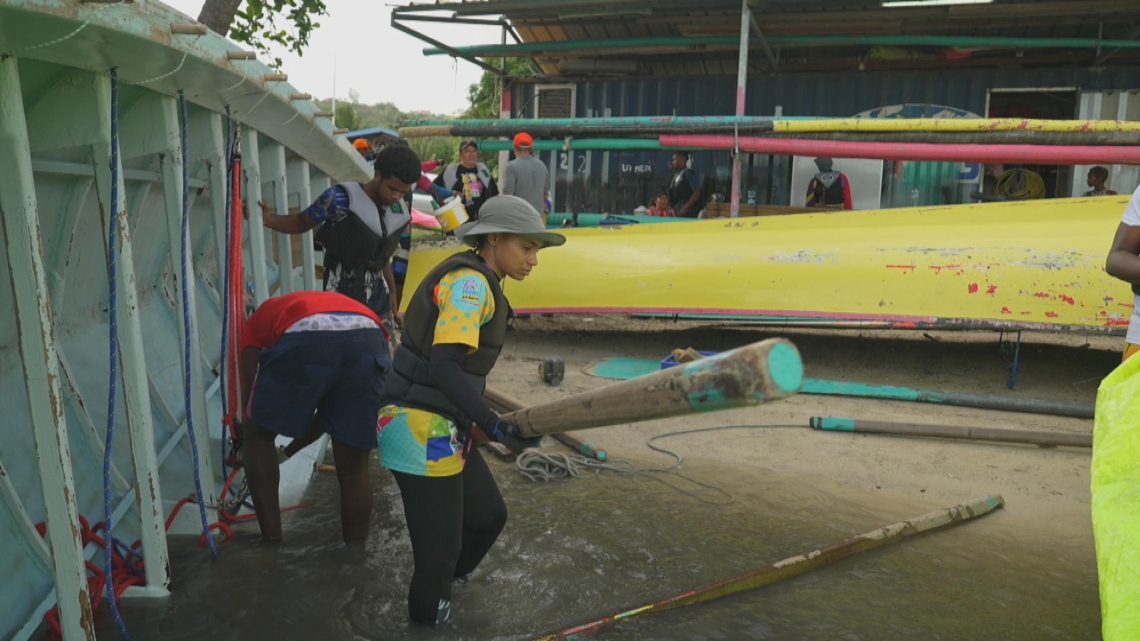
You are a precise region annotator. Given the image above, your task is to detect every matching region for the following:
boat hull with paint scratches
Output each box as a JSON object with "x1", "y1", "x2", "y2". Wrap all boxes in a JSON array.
[
  {"x1": 0, "y1": 1, "x2": 367, "y2": 638},
  {"x1": 405, "y1": 196, "x2": 1132, "y2": 333}
]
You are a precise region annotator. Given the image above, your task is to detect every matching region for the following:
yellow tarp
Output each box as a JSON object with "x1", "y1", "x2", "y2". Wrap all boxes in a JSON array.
[
  {"x1": 405, "y1": 197, "x2": 1132, "y2": 331},
  {"x1": 1092, "y1": 353, "x2": 1140, "y2": 640}
]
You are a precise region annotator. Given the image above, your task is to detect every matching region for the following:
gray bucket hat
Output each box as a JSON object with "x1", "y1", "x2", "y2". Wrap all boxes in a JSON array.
[{"x1": 454, "y1": 195, "x2": 567, "y2": 248}]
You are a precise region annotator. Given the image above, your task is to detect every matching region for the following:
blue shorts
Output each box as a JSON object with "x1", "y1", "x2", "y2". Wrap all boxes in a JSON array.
[{"x1": 249, "y1": 328, "x2": 390, "y2": 450}]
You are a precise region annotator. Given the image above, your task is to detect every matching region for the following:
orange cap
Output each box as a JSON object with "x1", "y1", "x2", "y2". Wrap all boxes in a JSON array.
[
  {"x1": 352, "y1": 139, "x2": 370, "y2": 150},
  {"x1": 513, "y1": 132, "x2": 533, "y2": 148}
]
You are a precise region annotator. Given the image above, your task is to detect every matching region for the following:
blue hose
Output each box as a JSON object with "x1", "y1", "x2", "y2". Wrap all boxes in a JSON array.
[
  {"x1": 103, "y1": 67, "x2": 131, "y2": 641},
  {"x1": 178, "y1": 90, "x2": 218, "y2": 560}
]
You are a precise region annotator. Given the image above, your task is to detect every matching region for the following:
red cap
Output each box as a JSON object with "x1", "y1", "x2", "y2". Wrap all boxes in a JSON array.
[
  {"x1": 513, "y1": 132, "x2": 533, "y2": 148},
  {"x1": 352, "y1": 139, "x2": 370, "y2": 150}
]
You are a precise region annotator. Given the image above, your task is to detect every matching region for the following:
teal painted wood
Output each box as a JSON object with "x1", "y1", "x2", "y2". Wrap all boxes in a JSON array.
[
  {"x1": 243, "y1": 127, "x2": 270, "y2": 304},
  {"x1": 0, "y1": 55, "x2": 96, "y2": 641},
  {"x1": 287, "y1": 158, "x2": 317, "y2": 292},
  {"x1": 264, "y1": 141, "x2": 293, "y2": 294},
  {"x1": 0, "y1": 1, "x2": 370, "y2": 636}
]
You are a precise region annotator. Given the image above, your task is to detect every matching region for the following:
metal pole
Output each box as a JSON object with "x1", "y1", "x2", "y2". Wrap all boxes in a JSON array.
[
  {"x1": 731, "y1": 0, "x2": 751, "y2": 218},
  {"x1": 498, "y1": 24, "x2": 510, "y2": 178},
  {"x1": 0, "y1": 56, "x2": 96, "y2": 641}
]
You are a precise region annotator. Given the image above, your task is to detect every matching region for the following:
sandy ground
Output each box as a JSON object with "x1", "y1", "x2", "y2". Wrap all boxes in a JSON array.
[{"x1": 483, "y1": 316, "x2": 1120, "y2": 544}]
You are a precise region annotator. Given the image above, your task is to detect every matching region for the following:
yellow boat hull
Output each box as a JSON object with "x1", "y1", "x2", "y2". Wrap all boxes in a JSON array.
[{"x1": 405, "y1": 197, "x2": 1132, "y2": 333}]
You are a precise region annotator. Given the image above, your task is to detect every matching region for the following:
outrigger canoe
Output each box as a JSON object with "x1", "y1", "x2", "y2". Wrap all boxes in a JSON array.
[{"x1": 405, "y1": 196, "x2": 1131, "y2": 333}]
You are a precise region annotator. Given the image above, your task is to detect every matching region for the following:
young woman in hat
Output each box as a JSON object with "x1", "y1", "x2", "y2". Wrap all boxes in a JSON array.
[{"x1": 377, "y1": 195, "x2": 566, "y2": 626}]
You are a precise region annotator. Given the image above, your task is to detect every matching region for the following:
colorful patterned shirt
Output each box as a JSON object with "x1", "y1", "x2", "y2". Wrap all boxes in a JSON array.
[{"x1": 378, "y1": 267, "x2": 496, "y2": 476}]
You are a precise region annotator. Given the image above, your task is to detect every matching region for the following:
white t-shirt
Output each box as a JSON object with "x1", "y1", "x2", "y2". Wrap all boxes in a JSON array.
[{"x1": 1121, "y1": 186, "x2": 1140, "y2": 343}]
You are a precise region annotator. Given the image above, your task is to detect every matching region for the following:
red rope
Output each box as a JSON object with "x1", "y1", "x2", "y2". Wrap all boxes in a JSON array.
[
  {"x1": 38, "y1": 484, "x2": 314, "y2": 637},
  {"x1": 223, "y1": 154, "x2": 245, "y2": 441}
]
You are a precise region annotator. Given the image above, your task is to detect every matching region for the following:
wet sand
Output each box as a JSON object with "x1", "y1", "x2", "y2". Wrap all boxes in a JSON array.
[{"x1": 117, "y1": 318, "x2": 1111, "y2": 640}]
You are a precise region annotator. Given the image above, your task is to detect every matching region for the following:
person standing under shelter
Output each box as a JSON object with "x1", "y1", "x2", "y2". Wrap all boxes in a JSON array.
[
  {"x1": 647, "y1": 190, "x2": 676, "y2": 217},
  {"x1": 806, "y1": 157, "x2": 853, "y2": 210},
  {"x1": 239, "y1": 291, "x2": 390, "y2": 543},
  {"x1": 502, "y1": 132, "x2": 551, "y2": 223},
  {"x1": 1106, "y1": 185, "x2": 1140, "y2": 361},
  {"x1": 435, "y1": 140, "x2": 498, "y2": 221},
  {"x1": 667, "y1": 151, "x2": 702, "y2": 218},
  {"x1": 1085, "y1": 166, "x2": 1119, "y2": 197}
]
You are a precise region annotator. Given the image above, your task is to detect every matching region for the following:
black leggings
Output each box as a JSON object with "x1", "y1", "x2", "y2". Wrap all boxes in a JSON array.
[{"x1": 392, "y1": 447, "x2": 508, "y2": 624}]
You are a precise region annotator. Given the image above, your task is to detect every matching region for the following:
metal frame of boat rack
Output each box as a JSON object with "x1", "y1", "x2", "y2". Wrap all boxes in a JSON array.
[{"x1": 0, "y1": 2, "x2": 370, "y2": 637}]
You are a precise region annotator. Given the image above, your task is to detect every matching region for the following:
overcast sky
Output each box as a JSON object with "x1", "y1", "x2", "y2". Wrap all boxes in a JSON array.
[{"x1": 163, "y1": 0, "x2": 500, "y2": 114}]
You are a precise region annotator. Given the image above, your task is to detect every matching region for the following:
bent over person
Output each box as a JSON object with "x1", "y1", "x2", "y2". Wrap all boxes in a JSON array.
[
  {"x1": 239, "y1": 291, "x2": 390, "y2": 543},
  {"x1": 376, "y1": 196, "x2": 566, "y2": 626}
]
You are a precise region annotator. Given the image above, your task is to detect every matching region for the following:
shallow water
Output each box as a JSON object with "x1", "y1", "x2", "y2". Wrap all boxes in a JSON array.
[{"x1": 112, "y1": 448, "x2": 1100, "y2": 641}]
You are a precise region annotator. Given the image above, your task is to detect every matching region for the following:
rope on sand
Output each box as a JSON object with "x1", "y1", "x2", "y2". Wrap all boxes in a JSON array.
[{"x1": 514, "y1": 424, "x2": 805, "y2": 504}]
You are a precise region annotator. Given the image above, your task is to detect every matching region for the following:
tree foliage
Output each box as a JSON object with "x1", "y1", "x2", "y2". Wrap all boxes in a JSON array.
[
  {"x1": 334, "y1": 102, "x2": 362, "y2": 132},
  {"x1": 226, "y1": 0, "x2": 329, "y2": 68}
]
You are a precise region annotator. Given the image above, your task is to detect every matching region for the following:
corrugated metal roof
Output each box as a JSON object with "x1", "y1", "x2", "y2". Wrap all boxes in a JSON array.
[{"x1": 397, "y1": 0, "x2": 1140, "y2": 77}]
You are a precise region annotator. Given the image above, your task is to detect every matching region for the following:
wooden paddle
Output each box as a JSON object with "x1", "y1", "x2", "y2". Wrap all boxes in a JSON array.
[{"x1": 500, "y1": 338, "x2": 804, "y2": 437}]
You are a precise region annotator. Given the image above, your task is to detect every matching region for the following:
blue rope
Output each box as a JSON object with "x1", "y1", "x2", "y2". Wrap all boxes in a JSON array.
[
  {"x1": 179, "y1": 90, "x2": 218, "y2": 560},
  {"x1": 103, "y1": 67, "x2": 131, "y2": 641}
]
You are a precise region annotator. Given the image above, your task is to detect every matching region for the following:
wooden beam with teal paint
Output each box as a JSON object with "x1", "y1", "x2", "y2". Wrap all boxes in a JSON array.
[
  {"x1": 189, "y1": 109, "x2": 228, "y2": 302},
  {"x1": 242, "y1": 127, "x2": 270, "y2": 305},
  {"x1": 287, "y1": 157, "x2": 317, "y2": 290},
  {"x1": 262, "y1": 141, "x2": 292, "y2": 294},
  {"x1": 94, "y1": 77, "x2": 174, "y2": 596},
  {"x1": 158, "y1": 95, "x2": 215, "y2": 546},
  {"x1": 0, "y1": 55, "x2": 96, "y2": 641}
]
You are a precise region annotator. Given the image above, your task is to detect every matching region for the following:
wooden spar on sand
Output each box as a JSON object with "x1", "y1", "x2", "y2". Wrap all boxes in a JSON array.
[
  {"x1": 810, "y1": 417, "x2": 1092, "y2": 448},
  {"x1": 534, "y1": 495, "x2": 1005, "y2": 640},
  {"x1": 485, "y1": 387, "x2": 608, "y2": 461},
  {"x1": 500, "y1": 339, "x2": 804, "y2": 438}
]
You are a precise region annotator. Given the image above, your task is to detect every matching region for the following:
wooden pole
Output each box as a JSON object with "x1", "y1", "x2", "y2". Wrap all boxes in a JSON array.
[
  {"x1": 485, "y1": 386, "x2": 608, "y2": 461},
  {"x1": 536, "y1": 495, "x2": 1005, "y2": 640},
  {"x1": 501, "y1": 339, "x2": 803, "y2": 437},
  {"x1": 810, "y1": 417, "x2": 1092, "y2": 448}
]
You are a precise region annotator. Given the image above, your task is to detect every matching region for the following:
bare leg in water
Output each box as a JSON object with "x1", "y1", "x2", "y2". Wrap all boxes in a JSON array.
[
  {"x1": 242, "y1": 418, "x2": 283, "y2": 541},
  {"x1": 331, "y1": 440, "x2": 372, "y2": 543}
]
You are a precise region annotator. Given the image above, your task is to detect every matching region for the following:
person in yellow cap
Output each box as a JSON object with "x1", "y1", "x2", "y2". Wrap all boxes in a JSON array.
[
  {"x1": 502, "y1": 132, "x2": 551, "y2": 224},
  {"x1": 377, "y1": 195, "x2": 565, "y2": 626}
]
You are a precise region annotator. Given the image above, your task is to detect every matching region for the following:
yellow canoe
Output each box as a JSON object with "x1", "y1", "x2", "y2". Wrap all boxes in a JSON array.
[{"x1": 405, "y1": 196, "x2": 1132, "y2": 333}]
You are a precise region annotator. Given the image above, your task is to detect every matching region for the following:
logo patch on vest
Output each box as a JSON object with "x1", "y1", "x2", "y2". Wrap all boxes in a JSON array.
[
  {"x1": 449, "y1": 275, "x2": 485, "y2": 312},
  {"x1": 390, "y1": 202, "x2": 404, "y2": 214}
]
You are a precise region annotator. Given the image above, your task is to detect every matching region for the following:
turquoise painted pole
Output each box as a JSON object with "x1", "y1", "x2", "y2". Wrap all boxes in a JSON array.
[
  {"x1": 424, "y1": 34, "x2": 1140, "y2": 57},
  {"x1": 810, "y1": 417, "x2": 1092, "y2": 448}
]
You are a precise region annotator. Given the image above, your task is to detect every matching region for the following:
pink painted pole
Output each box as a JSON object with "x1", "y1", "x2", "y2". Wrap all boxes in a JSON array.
[{"x1": 659, "y1": 134, "x2": 1140, "y2": 165}]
